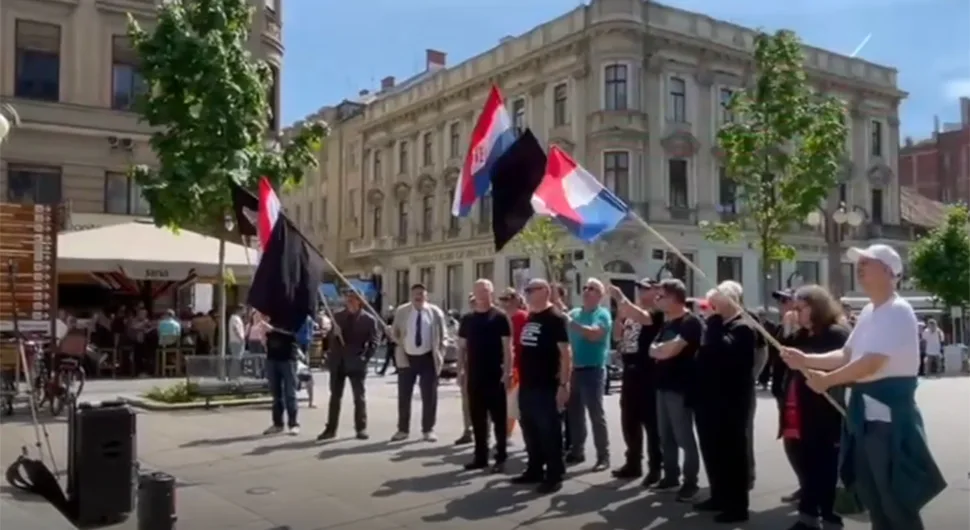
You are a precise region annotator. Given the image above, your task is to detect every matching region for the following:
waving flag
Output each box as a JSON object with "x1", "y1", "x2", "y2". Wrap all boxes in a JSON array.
[
  {"x1": 257, "y1": 177, "x2": 282, "y2": 251},
  {"x1": 532, "y1": 146, "x2": 630, "y2": 242},
  {"x1": 489, "y1": 129, "x2": 548, "y2": 251},
  {"x1": 451, "y1": 85, "x2": 516, "y2": 217}
]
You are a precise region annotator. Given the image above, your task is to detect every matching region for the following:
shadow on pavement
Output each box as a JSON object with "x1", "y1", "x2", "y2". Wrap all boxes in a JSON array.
[
  {"x1": 0, "y1": 414, "x2": 68, "y2": 427},
  {"x1": 315, "y1": 439, "x2": 418, "y2": 461},
  {"x1": 420, "y1": 477, "x2": 532, "y2": 522},
  {"x1": 179, "y1": 433, "x2": 266, "y2": 448},
  {"x1": 0, "y1": 484, "x2": 51, "y2": 503},
  {"x1": 371, "y1": 467, "x2": 474, "y2": 497},
  {"x1": 575, "y1": 494, "x2": 798, "y2": 530},
  {"x1": 388, "y1": 443, "x2": 467, "y2": 463},
  {"x1": 245, "y1": 438, "x2": 322, "y2": 456}
]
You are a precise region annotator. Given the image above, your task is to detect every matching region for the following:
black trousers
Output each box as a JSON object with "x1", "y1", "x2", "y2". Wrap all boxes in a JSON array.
[
  {"x1": 519, "y1": 386, "x2": 565, "y2": 481},
  {"x1": 797, "y1": 438, "x2": 840, "y2": 520},
  {"x1": 619, "y1": 363, "x2": 662, "y2": 471},
  {"x1": 326, "y1": 363, "x2": 367, "y2": 432},
  {"x1": 696, "y1": 401, "x2": 750, "y2": 513},
  {"x1": 380, "y1": 345, "x2": 397, "y2": 374},
  {"x1": 468, "y1": 378, "x2": 507, "y2": 463},
  {"x1": 562, "y1": 411, "x2": 572, "y2": 452}
]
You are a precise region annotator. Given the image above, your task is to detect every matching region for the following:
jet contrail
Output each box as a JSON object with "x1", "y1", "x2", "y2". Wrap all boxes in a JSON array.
[{"x1": 850, "y1": 33, "x2": 873, "y2": 58}]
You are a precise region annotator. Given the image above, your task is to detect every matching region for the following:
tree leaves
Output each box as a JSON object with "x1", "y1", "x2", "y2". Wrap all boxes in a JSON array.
[
  {"x1": 511, "y1": 217, "x2": 568, "y2": 280},
  {"x1": 909, "y1": 205, "x2": 970, "y2": 309},
  {"x1": 126, "y1": 0, "x2": 327, "y2": 232}
]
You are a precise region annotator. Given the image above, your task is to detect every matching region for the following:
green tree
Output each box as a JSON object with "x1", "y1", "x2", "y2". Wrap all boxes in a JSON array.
[
  {"x1": 909, "y1": 205, "x2": 970, "y2": 311},
  {"x1": 128, "y1": 0, "x2": 327, "y2": 357},
  {"x1": 511, "y1": 217, "x2": 569, "y2": 280},
  {"x1": 703, "y1": 29, "x2": 847, "y2": 307}
]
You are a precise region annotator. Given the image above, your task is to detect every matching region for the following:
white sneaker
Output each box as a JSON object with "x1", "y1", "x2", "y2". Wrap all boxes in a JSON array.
[
  {"x1": 262, "y1": 425, "x2": 284, "y2": 435},
  {"x1": 390, "y1": 431, "x2": 409, "y2": 442},
  {"x1": 286, "y1": 426, "x2": 300, "y2": 436},
  {"x1": 423, "y1": 431, "x2": 438, "y2": 442}
]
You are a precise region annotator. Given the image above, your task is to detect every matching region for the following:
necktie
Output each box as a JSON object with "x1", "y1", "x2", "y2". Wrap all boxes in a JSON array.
[{"x1": 414, "y1": 310, "x2": 423, "y2": 348}]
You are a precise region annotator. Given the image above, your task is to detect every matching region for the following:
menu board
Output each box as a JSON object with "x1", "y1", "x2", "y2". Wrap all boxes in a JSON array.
[{"x1": 0, "y1": 203, "x2": 58, "y2": 335}]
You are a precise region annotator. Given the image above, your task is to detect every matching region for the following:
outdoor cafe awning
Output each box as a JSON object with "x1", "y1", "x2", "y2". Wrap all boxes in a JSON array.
[{"x1": 57, "y1": 220, "x2": 259, "y2": 280}]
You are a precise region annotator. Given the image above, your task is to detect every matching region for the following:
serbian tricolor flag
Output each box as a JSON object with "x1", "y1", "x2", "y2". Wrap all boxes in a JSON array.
[{"x1": 450, "y1": 85, "x2": 516, "y2": 217}]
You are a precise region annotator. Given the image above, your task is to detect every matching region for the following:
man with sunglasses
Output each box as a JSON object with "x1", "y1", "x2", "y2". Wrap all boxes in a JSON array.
[{"x1": 512, "y1": 279, "x2": 573, "y2": 494}]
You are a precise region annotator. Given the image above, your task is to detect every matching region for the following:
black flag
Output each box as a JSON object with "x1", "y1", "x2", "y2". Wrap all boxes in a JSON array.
[
  {"x1": 490, "y1": 129, "x2": 548, "y2": 251},
  {"x1": 247, "y1": 216, "x2": 325, "y2": 334},
  {"x1": 229, "y1": 178, "x2": 259, "y2": 238}
]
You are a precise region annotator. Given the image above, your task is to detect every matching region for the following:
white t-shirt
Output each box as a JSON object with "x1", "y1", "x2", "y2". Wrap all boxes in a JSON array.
[
  {"x1": 55, "y1": 319, "x2": 69, "y2": 342},
  {"x1": 404, "y1": 306, "x2": 434, "y2": 356},
  {"x1": 921, "y1": 328, "x2": 944, "y2": 356},
  {"x1": 846, "y1": 294, "x2": 920, "y2": 422},
  {"x1": 228, "y1": 314, "x2": 246, "y2": 345}
]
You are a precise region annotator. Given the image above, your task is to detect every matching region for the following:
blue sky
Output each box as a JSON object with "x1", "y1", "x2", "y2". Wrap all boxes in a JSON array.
[{"x1": 280, "y1": 0, "x2": 969, "y2": 139}]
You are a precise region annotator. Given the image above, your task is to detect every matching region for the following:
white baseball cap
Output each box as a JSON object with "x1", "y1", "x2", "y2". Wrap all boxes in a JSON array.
[{"x1": 846, "y1": 244, "x2": 903, "y2": 277}]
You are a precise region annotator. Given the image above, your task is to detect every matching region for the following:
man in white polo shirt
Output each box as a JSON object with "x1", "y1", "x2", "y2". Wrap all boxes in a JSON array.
[{"x1": 781, "y1": 243, "x2": 945, "y2": 530}]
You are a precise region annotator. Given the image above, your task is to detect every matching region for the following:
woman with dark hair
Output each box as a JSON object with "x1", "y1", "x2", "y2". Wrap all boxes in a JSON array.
[{"x1": 782, "y1": 285, "x2": 850, "y2": 530}]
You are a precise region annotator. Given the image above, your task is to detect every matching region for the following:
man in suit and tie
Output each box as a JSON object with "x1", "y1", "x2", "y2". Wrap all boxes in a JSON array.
[{"x1": 391, "y1": 283, "x2": 447, "y2": 442}]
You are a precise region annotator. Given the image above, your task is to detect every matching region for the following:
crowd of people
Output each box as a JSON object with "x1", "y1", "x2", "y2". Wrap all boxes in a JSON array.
[{"x1": 255, "y1": 243, "x2": 944, "y2": 530}]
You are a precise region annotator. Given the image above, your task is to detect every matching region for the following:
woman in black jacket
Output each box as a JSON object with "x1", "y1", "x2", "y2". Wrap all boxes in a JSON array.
[{"x1": 781, "y1": 285, "x2": 849, "y2": 530}]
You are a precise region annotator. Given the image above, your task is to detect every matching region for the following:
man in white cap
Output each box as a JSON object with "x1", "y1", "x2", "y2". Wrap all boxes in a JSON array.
[{"x1": 781, "y1": 243, "x2": 945, "y2": 530}]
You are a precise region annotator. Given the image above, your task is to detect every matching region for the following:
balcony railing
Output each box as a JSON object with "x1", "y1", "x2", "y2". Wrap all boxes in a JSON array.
[
  {"x1": 668, "y1": 205, "x2": 697, "y2": 223},
  {"x1": 348, "y1": 236, "x2": 392, "y2": 256},
  {"x1": 444, "y1": 225, "x2": 461, "y2": 239}
]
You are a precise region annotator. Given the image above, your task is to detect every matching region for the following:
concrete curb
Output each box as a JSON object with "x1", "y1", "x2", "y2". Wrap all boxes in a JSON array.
[{"x1": 120, "y1": 395, "x2": 309, "y2": 411}]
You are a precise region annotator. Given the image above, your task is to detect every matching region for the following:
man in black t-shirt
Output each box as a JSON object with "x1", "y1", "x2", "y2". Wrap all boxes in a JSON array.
[
  {"x1": 608, "y1": 278, "x2": 665, "y2": 486},
  {"x1": 458, "y1": 279, "x2": 512, "y2": 472},
  {"x1": 512, "y1": 279, "x2": 572, "y2": 495},
  {"x1": 648, "y1": 279, "x2": 704, "y2": 502}
]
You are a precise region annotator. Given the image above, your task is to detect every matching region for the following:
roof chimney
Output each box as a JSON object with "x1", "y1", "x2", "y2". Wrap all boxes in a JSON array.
[
  {"x1": 381, "y1": 76, "x2": 395, "y2": 91},
  {"x1": 426, "y1": 49, "x2": 446, "y2": 72},
  {"x1": 904, "y1": 136, "x2": 913, "y2": 147},
  {"x1": 358, "y1": 89, "x2": 369, "y2": 97},
  {"x1": 961, "y1": 97, "x2": 970, "y2": 127},
  {"x1": 932, "y1": 115, "x2": 940, "y2": 140}
]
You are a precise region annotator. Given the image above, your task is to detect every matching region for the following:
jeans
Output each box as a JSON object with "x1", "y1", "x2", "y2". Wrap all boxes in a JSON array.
[
  {"x1": 518, "y1": 386, "x2": 565, "y2": 481},
  {"x1": 855, "y1": 422, "x2": 925, "y2": 530},
  {"x1": 266, "y1": 359, "x2": 298, "y2": 428},
  {"x1": 567, "y1": 367, "x2": 610, "y2": 461},
  {"x1": 396, "y1": 352, "x2": 438, "y2": 434},
  {"x1": 656, "y1": 389, "x2": 699, "y2": 485}
]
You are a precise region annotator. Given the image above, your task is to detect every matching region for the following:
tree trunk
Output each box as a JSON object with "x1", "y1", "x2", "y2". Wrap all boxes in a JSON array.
[
  {"x1": 760, "y1": 245, "x2": 772, "y2": 312},
  {"x1": 217, "y1": 233, "x2": 227, "y2": 379},
  {"x1": 826, "y1": 231, "x2": 845, "y2": 300}
]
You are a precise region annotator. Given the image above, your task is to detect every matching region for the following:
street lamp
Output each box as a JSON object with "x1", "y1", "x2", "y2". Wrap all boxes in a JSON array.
[
  {"x1": 371, "y1": 265, "x2": 384, "y2": 315},
  {"x1": 806, "y1": 202, "x2": 867, "y2": 297},
  {"x1": 218, "y1": 212, "x2": 235, "y2": 373}
]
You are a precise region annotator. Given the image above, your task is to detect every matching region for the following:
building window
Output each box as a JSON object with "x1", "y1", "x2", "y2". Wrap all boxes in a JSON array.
[
  {"x1": 553, "y1": 83, "x2": 569, "y2": 127},
  {"x1": 668, "y1": 77, "x2": 687, "y2": 123},
  {"x1": 6, "y1": 165, "x2": 62, "y2": 205},
  {"x1": 511, "y1": 98, "x2": 526, "y2": 136},
  {"x1": 371, "y1": 206, "x2": 382, "y2": 238},
  {"x1": 267, "y1": 65, "x2": 280, "y2": 132},
  {"x1": 870, "y1": 120, "x2": 883, "y2": 158},
  {"x1": 769, "y1": 261, "x2": 783, "y2": 292},
  {"x1": 668, "y1": 159, "x2": 689, "y2": 209},
  {"x1": 508, "y1": 258, "x2": 531, "y2": 291},
  {"x1": 716, "y1": 256, "x2": 743, "y2": 283},
  {"x1": 104, "y1": 172, "x2": 150, "y2": 215},
  {"x1": 838, "y1": 183, "x2": 847, "y2": 203},
  {"x1": 396, "y1": 199, "x2": 408, "y2": 243},
  {"x1": 398, "y1": 141, "x2": 408, "y2": 174},
  {"x1": 422, "y1": 132, "x2": 433, "y2": 167},
  {"x1": 446, "y1": 187, "x2": 460, "y2": 235},
  {"x1": 841, "y1": 263, "x2": 855, "y2": 292},
  {"x1": 419, "y1": 267, "x2": 435, "y2": 294},
  {"x1": 669, "y1": 251, "x2": 695, "y2": 296},
  {"x1": 603, "y1": 64, "x2": 628, "y2": 111},
  {"x1": 394, "y1": 269, "x2": 410, "y2": 306},
  {"x1": 372, "y1": 150, "x2": 382, "y2": 181},
  {"x1": 111, "y1": 36, "x2": 145, "y2": 111},
  {"x1": 871, "y1": 188, "x2": 884, "y2": 223},
  {"x1": 717, "y1": 166, "x2": 739, "y2": 214},
  {"x1": 719, "y1": 88, "x2": 734, "y2": 123},
  {"x1": 14, "y1": 20, "x2": 61, "y2": 101},
  {"x1": 795, "y1": 260, "x2": 820, "y2": 285},
  {"x1": 476, "y1": 192, "x2": 491, "y2": 232},
  {"x1": 474, "y1": 261, "x2": 494, "y2": 283},
  {"x1": 421, "y1": 194, "x2": 434, "y2": 241},
  {"x1": 446, "y1": 264, "x2": 464, "y2": 311},
  {"x1": 603, "y1": 151, "x2": 630, "y2": 202},
  {"x1": 449, "y1": 122, "x2": 461, "y2": 159}
]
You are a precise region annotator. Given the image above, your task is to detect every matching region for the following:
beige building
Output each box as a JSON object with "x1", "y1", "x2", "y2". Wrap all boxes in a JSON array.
[
  {"x1": 286, "y1": 0, "x2": 919, "y2": 310},
  {"x1": 0, "y1": 0, "x2": 283, "y2": 228}
]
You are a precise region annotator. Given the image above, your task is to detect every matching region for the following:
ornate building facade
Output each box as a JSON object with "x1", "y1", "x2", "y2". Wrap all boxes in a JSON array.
[{"x1": 284, "y1": 0, "x2": 912, "y2": 309}]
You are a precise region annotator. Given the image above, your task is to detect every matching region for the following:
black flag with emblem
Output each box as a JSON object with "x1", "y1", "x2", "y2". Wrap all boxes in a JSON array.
[{"x1": 229, "y1": 178, "x2": 259, "y2": 239}]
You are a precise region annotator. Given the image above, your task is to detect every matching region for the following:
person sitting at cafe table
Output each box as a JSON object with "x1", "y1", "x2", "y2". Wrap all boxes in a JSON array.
[{"x1": 157, "y1": 309, "x2": 182, "y2": 347}]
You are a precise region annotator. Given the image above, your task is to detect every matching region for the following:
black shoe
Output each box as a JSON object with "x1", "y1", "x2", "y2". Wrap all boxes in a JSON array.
[
  {"x1": 463, "y1": 460, "x2": 489, "y2": 471},
  {"x1": 641, "y1": 469, "x2": 662, "y2": 488},
  {"x1": 821, "y1": 513, "x2": 844, "y2": 528},
  {"x1": 592, "y1": 458, "x2": 610, "y2": 472},
  {"x1": 676, "y1": 483, "x2": 700, "y2": 502},
  {"x1": 611, "y1": 463, "x2": 643, "y2": 479},
  {"x1": 781, "y1": 489, "x2": 802, "y2": 503},
  {"x1": 535, "y1": 480, "x2": 563, "y2": 494},
  {"x1": 355, "y1": 431, "x2": 369, "y2": 440},
  {"x1": 454, "y1": 432, "x2": 472, "y2": 445},
  {"x1": 651, "y1": 477, "x2": 680, "y2": 491},
  {"x1": 316, "y1": 429, "x2": 337, "y2": 441},
  {"x1": 786, "y1": 523, "x2": 818, "y2": 530},
  {"x1": 714, "y1": 511, "x2": 749, "y2": 524},
  {"x1": 489, "y1": 461, "x2": 506, "y2": 474},
  {"x1": 565, "y1": 453, "x2": 586, "y2": 466},
  {"x1": 694, "y1": 498, "x2": 721, "y2": 512},
  {"x1": 510, "y1": 472, "x2": 543, "y2": 485}
]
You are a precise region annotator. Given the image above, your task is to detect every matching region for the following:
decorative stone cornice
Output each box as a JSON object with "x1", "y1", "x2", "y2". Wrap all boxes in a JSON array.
[
  {"x1": 694, "y1": 69, "x2": 715, "y2": 88},
  {"x1": 660, "y1": 130, "x2": 700, "y2": 158},
  {"x1": 887, "y1": 116, "x2": 900, "y2": 128},
  {"x1": 393, "y1": 182, "x2": 412, "y2": 201},
  {"x1": 867, "y1": 161, "x2": 893, "y2": 188},
  {"x1": 529, "y1": 82, "x2": 548, "y2": 96},
  {"x1": 416, "y1": 174, "x2": 437, "y2": 195},
  {"x1": 571, "y1": 65, "x2": 589, "y2": 80}
]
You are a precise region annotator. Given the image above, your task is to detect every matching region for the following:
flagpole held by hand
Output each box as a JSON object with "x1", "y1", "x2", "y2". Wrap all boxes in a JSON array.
[{"x1": 626, "y1": 211, "x2": 846, "y2": 416}]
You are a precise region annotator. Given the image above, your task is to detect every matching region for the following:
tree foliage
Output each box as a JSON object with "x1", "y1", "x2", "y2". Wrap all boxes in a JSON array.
[
  {"x1": 908, "y1": 205, "x2": 970, "y2": 309},
  {"x1": 704, "y1": 30, "x2": 847, "y2": 293},
  {"x1": 127, "y1": 0, "x2": 327, "y2": 232},
  {"x1": 511, "y1": 217, "x2": 568, "y2": 280}
]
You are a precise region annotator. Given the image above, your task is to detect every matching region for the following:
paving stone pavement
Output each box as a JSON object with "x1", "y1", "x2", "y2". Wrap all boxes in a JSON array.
[{"x1": 1, "y1": 375, "x2": 968, "y2": 530}]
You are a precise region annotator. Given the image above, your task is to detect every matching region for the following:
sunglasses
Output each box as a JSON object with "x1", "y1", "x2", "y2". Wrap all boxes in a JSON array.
[{"x1": 582, "y1": 285, "x2": 601, "y2": 293}]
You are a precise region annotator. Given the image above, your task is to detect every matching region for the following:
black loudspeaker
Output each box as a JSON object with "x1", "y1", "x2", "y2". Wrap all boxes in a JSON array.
[{"x1": 68, "y1": 400, "x2": 137, "y2": 527}]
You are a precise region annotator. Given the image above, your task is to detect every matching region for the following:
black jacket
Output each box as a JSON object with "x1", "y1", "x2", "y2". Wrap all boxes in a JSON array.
[
  {"x1": 779, "y1": 324, "x2": 850, "y2": 445},
  {"x1": 326, "y1": 309, "x2": 378, "y2": 373},
  {"x1": 693, "y1": 313, "x2": 757, "y2": 416}
]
